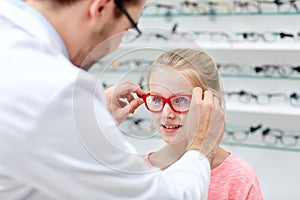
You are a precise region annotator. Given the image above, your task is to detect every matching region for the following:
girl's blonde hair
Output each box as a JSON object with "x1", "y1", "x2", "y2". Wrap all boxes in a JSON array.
[{"x1": 146, "y1": 48, "x2": 223, "y2": 101}]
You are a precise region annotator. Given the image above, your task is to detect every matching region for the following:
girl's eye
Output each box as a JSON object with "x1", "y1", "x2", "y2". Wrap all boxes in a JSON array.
[
  {"x1": 174, "y1": 97, "x2": 190, "y2": 104},
  {"x1": 153, "y1": 96, "x2": 163, "y2": 104}
]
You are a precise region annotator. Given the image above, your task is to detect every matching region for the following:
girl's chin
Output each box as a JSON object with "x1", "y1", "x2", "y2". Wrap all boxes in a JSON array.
[
  {"x1": 158, "y1": 128, "x2": 185, "y2": 144},
  {"x1": 163, "y1": 135, "x2": 185, "y2": 145}
]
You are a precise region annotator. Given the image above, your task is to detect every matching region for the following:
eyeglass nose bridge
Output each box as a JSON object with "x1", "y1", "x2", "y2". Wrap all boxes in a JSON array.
[
  {"x1": 161, "y1": 98, "x2": 176, "y2": 113},
  {"x1": 148, "y1": 96, "x2": 179, "y2": 113}
]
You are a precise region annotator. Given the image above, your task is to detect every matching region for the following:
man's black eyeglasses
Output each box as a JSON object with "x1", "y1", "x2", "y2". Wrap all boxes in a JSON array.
[{"x1": 114, "y1": 0, "x2": 142, "y2": 40}]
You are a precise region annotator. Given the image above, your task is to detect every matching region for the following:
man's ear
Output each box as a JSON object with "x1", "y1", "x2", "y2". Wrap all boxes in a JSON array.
[{"x1": 88, "y1": 0, "x2": 112, "y2": 22}]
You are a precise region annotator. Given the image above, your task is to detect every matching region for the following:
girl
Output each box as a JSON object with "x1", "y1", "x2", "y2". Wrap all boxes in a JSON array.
[{"x1": 143, "y1": 48, "x2": 263, "y2": 200}]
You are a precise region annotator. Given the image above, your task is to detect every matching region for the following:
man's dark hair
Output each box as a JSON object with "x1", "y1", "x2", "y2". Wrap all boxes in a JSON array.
[
  {"x1": 47, "y1": 0, "x2": 140, "y2": 17},
  {"x1": 49, "y1": 0, "x2": 138, "y2": 6},
  {"x1": 48, "y1": 0, "x2": 79, "y2": 6}
]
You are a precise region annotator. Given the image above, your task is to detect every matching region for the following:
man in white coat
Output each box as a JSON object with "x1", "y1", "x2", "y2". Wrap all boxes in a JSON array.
[{"x1": 0, "y1": 0, "x2": 225, "y2": 199}]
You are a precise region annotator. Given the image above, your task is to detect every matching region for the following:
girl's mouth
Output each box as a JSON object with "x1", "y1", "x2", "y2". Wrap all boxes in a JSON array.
[
  {"x1": 161, "y1": 124, "x2": 182, "y2": 134},
  {"x1": 162, "y1": 124, "x2": 182, "y2": 129}
]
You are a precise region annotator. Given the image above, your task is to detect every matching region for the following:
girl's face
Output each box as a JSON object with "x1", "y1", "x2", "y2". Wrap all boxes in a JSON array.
[{"x1": 148, "y1": 67, "x2": 194, "y2": 144}]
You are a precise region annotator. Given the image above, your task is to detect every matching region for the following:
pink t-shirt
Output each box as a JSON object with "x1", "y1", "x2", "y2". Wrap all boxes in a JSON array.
[{"x1": 209, "y1": 153, "x2": 263, "y2": 200}]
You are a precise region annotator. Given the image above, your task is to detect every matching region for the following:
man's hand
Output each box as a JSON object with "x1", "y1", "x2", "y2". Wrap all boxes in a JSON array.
[
  {"x1": 104, "y1": 80, "x2": 147, "y2": 124},
  {"x1": 186, "y1": 87, "x2": 225, "y2": 164}
]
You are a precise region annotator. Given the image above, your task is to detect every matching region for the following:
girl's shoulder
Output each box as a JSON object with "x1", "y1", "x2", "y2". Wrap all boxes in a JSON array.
[
  {"x1": 209, "y1": 153, "x2": 263, "y2": 200},
  {"x1": 211, "y1": 153, "x2": 258, "y2": 182}
]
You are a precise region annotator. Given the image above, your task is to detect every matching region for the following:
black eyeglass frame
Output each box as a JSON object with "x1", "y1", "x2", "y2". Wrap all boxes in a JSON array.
[{"x1": 114, "y1": 0, "x2": 142, "y2": 39}]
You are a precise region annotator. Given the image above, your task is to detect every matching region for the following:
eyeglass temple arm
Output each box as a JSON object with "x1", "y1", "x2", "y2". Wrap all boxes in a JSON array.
[
  {"x1": 114, "y1": 0, "x2": 142, "y2": 35},
  {"x1": 250, "y1": 124, "x2": 263, "y2": 133}
]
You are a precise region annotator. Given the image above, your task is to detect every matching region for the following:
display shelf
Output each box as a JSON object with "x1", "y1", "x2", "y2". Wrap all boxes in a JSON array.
[
  {"x1": 93, "y1": 5, "x2": 300, "y2": 156},
  {"x1": 89, "y1": 63, "x2": 150, "y2": 74},
  {"x1": 221, "y1": 74, "x2": 300, "y2": 81},
  {"x1": 221, "y1": 141, "x2": 300, "y2": 153},
  {"x1": 118, "y1": 42, "x2": 202, "y2": 51},
  {"x1": 91, "y1": 68, "x2": 300, "y2": 80},
  {"x1": 117, "y1": 42, "x2": 300, "y2": 52},
  {"x1": 222, "y1": 42, "x2": 300, "y2": 51},
  {"x1": 226, "y1": 102, "x2": 300, "y2": 116},
  {"x1": 142, "y1": 12, "x2": 300, "y2": 18},
  {"x1": 120, "y1": 133, "x2": 300, "y2": 153}
]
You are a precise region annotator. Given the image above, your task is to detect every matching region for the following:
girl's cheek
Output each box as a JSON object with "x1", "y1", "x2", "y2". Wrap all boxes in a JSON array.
[{"x1": 151, "y1": 113, "x2": 161, "y2": 129}]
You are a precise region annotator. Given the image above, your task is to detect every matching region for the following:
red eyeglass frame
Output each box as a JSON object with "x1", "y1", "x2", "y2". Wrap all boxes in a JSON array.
[{"x1": 142, "y1": 94, "x2": 192, "y2": 114}]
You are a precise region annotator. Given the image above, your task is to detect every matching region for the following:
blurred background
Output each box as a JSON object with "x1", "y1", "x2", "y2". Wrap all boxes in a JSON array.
[{"x1": 89, "y1": 1, "x2": 300, "y2": 199}]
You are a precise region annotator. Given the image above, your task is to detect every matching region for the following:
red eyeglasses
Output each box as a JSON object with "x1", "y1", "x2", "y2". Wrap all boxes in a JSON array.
[{"x1": 143, "y1": 94, "x2": 192, "y2": 114}]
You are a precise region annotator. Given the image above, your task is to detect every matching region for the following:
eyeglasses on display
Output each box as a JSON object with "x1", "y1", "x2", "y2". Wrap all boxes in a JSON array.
[
  {"x1": 217, "y1": 63, "x2": 242, "y2": 75},
  {"x1": 143, "y1": 3, "x2": 179, "y2": 16},
  {"x1": 233, "y1": 0, "x2": 262, "y2": 13},
  {"x1": 224, "y1": 124, "x2": 300, "y2": 147},
  {"x1": 254, "y1": 64, "x2": 300, "y2": 77},
  {"x1": 225, "y1": 124, "x2": 262, "y2": 141},
  {"x1": 113, "y1": 25, "x2": 300, "y2": 44},
  {"x1": 193, "y1": 31, "x2": 232, "y2": 42},
  {"x1": 142, "y1": 0, "x2": 300, "y2": 16},
  {"x1": 216, "y1": 63, "x2": 300, "y2": 78},
  {"x1": 226, "y1": 90, "x2": 287, "y2": 105},
  {"x1": 290, "y1": 92, "x2": 300, "y2": 107},
  {"x1": 257, "y1": 0, "x2": 299, "y2": 12},
  {"x1": 204, "y1": 1, "x2": 232, "y2": 14},
  {"x1": 262, "y1": 127, "x2": 300, "y2": 147},
  {"x1": 235, "y1": 31, "x2": 296, "y2": 42},
  {"x1": 122, "y1": 24, "x2": 194, "y2": 43},
  {"x1": 180, "y1": 1, "x2": 208, "y2": 14}
]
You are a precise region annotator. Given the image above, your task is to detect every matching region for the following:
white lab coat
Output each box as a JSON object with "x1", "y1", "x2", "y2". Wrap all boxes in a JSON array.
[{"x1": 0, "y1": 0, "x2": 210, "y2": 199}]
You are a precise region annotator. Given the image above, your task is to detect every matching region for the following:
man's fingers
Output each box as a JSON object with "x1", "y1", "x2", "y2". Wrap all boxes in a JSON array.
[
  {"x1": 128, "y1": 98, "x2": 144, "y2": 114},
  {"x1": 123, "y1": 93, "x2": 135, "y2": 103},
  {"x1": 203, "y1": 90, "x2": 213, "y2": 105},
  {"x1": 117, "y1": 82, "x2": 147, "y2": 103},
  {"x1": 112, "y1": 98, "x2": 144, "y2": 124},
  {"x1": 118, "y1": 99, "x2": 127, "y2": 108},
  {"x1": 106, "y1": 80, "x2": 146, "y2": 124},
  {"x1": 135, "y1": 87, "x2": 148, "y2": 98},
  {"x1": 121, "y1": 80, "x2": 147, "y2": 97},
  {"x1": 192, "y1": 87, "x2": 203, "y2": 102}
]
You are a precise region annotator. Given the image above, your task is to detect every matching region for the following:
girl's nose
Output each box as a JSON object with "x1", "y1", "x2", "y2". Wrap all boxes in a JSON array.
[{"x1": 161, "y1": 103, "x2": 176, "y2": 119}]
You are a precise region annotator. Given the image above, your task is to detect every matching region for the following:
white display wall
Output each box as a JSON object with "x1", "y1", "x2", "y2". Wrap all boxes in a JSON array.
[{"x1": 90, "y1": 1, "x2": 300, "y2": 199}]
